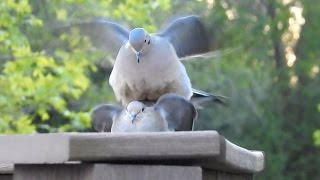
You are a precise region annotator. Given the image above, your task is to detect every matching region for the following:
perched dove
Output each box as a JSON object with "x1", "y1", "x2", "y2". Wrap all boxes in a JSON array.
[
  {"x1": 57, "y1": 15, "x2": 229, "y2": 106},
  {"x1": 109, "y1": 29, "x2": 193, "y2": 105},
  {"x1": 108, "y1": 16, "x2": 227, "y2": 106},
  {"x1": 91, "y1": 93, "x2": 197, "y2": 133}
]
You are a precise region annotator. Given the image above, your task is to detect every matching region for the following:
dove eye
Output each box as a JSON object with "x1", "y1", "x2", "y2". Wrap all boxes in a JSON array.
[
  {"x1": 144, "y1": 39, "x2": 146, "y2": 43},
  {"x1": 142, "y1": 107, "x2": 145, "y2": 112}
]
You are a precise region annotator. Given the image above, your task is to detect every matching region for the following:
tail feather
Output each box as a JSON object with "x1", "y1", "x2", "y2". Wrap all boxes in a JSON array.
[{"x1": 191, "y1": 89, "x2": 229, "y2": 108}]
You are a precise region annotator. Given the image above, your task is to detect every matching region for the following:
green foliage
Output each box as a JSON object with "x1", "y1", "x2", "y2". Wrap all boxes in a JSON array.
[
  {"x1": 315, "y1": 129, "x2": 320, "y2": 147},
  {"x1": 0, "y1": 1, "x2": 94, "y2": 133},
  {"x1": 0, "y1": 0, "x2": 172, "y2": 134},
  {"x1": 315, "y1": 103, "x2": 320, "y2": 147},
  {"x1": 112, "y1": 0, "x2": 171, "y2": 32}
]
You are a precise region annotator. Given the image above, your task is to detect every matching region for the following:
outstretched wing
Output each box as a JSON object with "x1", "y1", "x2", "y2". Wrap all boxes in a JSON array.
[
  {"x1": 91, "y1": 104, "x2": 122, "y2": 132},
  {"x1": 158, "y1": 15, "x2": 210, "y2": 58},
  {"x1": 55, "y1": 19, "x2": 129, "y2": 57},
  {"x1": 155, "y1": 93, "x2": 197, "y2": 131}
]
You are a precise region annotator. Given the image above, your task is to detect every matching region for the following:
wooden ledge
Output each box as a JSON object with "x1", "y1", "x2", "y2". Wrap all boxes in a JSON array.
[
  {"x1": 0, "y1": 164, "x2": 13, "y2": 174},
  {"x1": 0, "y1": 131, "x2": 264, "y2": 174}
]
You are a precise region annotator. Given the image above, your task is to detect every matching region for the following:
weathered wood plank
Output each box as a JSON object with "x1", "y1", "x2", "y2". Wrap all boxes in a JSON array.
[
  {"x1": 0, "y1": 174, "x2": 12, "y2": 180},
  {"x1": 0, "y1": 131, "x2": 264, "y2": 174},
  {"x1": 223, "y1": 138, "x2": 264, "y2": 173},
  {"x1": 199, "y1": 136, "x2": 264, "y2": 173},
  {"x1": 216, "y1": 172, "x2": 253, "y2": 180},
  {"x1": 202, "y1": 169, "x2": 253, "y2": 180},
  {"x1": 0, "y1": 134, "x2": 70, "y2": 164},
  {"x1": 69, "y1": 131, "x2": 220, "y2": 161},
  {"x1": 13, "y1": 164, "x2": 202, "y2": 180},
  {"x1": 0, "y1": 164, "x2": 13, "y2": 180},
  {"x1": 13, "y1": 164, "x2": 92, "y2": 180},
  {"x1": 0, "y1": 164, "x2": 13, "y2": 174},
  {"x1": 202, "y1": 168, "x2": 218, "y2": 180}
]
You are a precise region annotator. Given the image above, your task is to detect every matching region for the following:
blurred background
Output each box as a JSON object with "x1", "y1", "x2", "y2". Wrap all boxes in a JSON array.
[{"x1": 0, "y1": 0, "x2": 319, "y2": 179}]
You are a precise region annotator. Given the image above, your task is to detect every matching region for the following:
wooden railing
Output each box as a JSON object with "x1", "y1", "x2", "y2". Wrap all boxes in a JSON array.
[{"x1": 0, "y1": 131, "x2": 264, "y2": 180}]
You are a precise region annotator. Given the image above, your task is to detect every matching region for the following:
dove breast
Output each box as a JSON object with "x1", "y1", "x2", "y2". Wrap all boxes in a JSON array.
[{"x1": 109, "y1": 35, "x2": 192, "y2": 106}]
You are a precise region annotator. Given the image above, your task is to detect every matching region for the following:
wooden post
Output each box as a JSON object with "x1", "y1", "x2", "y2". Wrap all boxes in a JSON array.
[{"x1": 0, "y1": 131, "x2": 264, "y2": 180}]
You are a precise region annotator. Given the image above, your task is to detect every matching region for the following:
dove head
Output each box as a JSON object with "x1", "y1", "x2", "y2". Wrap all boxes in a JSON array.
[
  {"x1": 129, "y1": 28, "x2": 150, "y2": 63},
  {"x1": 126, "y1": 101, "x2": 145, "y2": 123}
]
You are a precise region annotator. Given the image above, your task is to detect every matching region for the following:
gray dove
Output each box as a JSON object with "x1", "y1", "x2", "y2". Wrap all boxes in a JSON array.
[
  {"x1": 91, "y1": 93, "x2": 197, "y2": 132},
  {"x1": 107, "y1": 16, "x2": 227, "y2": 106},
  {"x1": 57, "y1": 15, "x2": 229, "y2": 106},
  {"x1": 109, "y1": 26, "x2": 193, "y2": 106}
]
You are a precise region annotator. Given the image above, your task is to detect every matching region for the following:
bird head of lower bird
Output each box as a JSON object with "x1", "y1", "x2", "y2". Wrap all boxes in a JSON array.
[{"x1": 126, "y1": 101, "x2": 146, "y2": 123}]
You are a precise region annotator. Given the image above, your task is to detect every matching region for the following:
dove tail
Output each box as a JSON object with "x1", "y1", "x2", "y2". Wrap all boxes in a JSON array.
[{"x1": 191, "y1": 88, "x2": 229, "y2": 108}]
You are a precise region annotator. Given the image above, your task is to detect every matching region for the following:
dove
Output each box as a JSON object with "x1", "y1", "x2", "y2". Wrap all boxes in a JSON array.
[
  {"x1": 56, "y1": 15, "x2": 229, "y2": 106},
  {"x1": 108, "y1": 15, "x2": 223, "y2": 106},
  {"x1": 109, "y1": 28, "x2": 194, "y2": 106},
  {"x1": 91, "y1": 93, "x2": 197, "y2": 133}
]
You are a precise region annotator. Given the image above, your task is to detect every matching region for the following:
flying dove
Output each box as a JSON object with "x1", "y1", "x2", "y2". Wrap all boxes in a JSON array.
[
  {"x1": 56, "y1": 15, "x2": 229, "y2": 106},
  {"x1": 91, "y1": 93, "x2": 197, "y2": 133}
]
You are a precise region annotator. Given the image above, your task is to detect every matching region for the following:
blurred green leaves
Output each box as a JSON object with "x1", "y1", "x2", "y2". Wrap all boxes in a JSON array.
[
  {"x1": 314, "y1": 104, "x2": 320, "y2": 147},
  {"x1": 0, "y1": 32, "x2": 93, "y2": 133},
  {"x1": 112, "y1": 0, "x2": 171, "y2": 32},
  {"x1": 314, "y1": 129, "x2": 320, "y2": 147},
  {"x1": 0, "y1": 0, "x2": 171, "y2": 134},
  {"x1": 0, "y1": 0, "x2": 96, "y2": 133}
]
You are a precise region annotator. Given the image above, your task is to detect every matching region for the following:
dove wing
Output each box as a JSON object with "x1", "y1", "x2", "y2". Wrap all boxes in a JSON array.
[
  {"x1": 91, "y1": 104, "x2": 122, "y2": 132},
  {"x1": 55, "y1": 20, "x2": 129, "y2": 58},
  {"x1": 157, "y1": 15, "x2": 210, "y2": 58},
  {"x1": 155, "y1": 93, "x2": 197, "y2": 131}
]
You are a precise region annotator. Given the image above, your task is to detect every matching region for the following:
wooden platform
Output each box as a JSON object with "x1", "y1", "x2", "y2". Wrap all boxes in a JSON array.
[{"x1": 0, "y1": 131, "x2": 264, "y2": 180}]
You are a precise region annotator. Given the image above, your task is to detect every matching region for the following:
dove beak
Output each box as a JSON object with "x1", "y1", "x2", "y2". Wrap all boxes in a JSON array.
[
  {"x1": 130, "y1": 113, "x2": 138, "y2": 123},
  {"x1": 130, "y1": 42, "x2": 143, "y2": 52}
]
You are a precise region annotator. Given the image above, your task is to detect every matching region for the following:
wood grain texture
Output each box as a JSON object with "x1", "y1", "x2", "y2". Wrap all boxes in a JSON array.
[
  {"x1": 217, "y1": 172, "x2": 253, "y2": 180},
  {"x1": 13, "y1": 164, "x2": 92, "y2": 180},
  {"x1": 69, "y1": 131, "x2": 220, "y2": 161},
  {"x1": 13, "y1": 164, "x2": 202, "y2": 180},
  {"x1": 0, "y1": 164, "x2": 13, "y2": 180},
  {"x1": 0, "y1": 133, "x2": 70, "y2": 164},
  {"x1": 0, "y1": 174, "x2": 12, "y2": 180},
  {"x1": 0, "y1": 164, "x2": 13, "y2": 174},
  {"x1": 0, "y1": 131, "x2": 264, "y2": 174},
  {"x1": 202, "y1": 169, "x2": 253, "y2": 180},
  {"x1": 92, "y1": 164, "x2": 202, "y2": 180},
  {"x1": 223, "y1": 138, "x2": 264, "y2": 173},
  {"x1": 199, "y1": 136, "x2": 264, "y2": 173}
]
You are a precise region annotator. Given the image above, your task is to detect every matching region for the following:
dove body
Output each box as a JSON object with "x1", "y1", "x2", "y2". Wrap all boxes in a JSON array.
[
  {"x1": 91, "y1": 93, "x2": 197, "y2": 133},
  {"x1": 109, "y1": 34, "x2": 192, "y2": 106}
]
